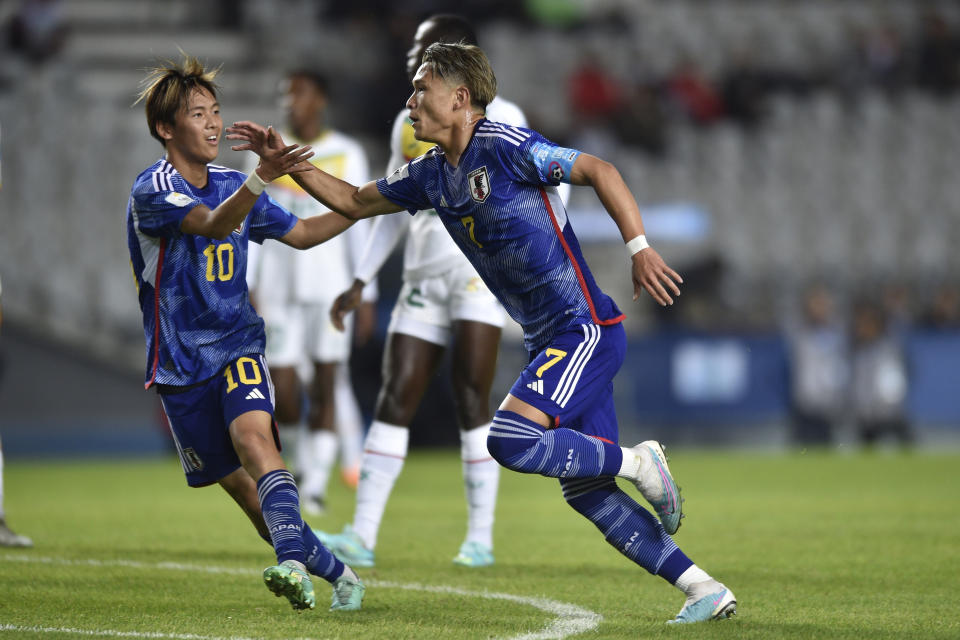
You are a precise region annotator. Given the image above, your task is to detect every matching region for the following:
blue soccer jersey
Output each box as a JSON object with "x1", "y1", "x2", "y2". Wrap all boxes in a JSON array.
[
  {"x1": 127, "y1": 159, "x2": 297, "y2": 388},
  {"x1": 376, "y1": 120, "x2": 624, "y2": 351}
]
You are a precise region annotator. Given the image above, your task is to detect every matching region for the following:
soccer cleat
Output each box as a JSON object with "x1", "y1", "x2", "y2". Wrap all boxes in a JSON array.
[
  {"x1": 630, "y1": 441, "x2": 683, "y2": 534},
  {"x1": 452, "y1": 541, "x2": 494, "y2": 567},
  {"x1": 262, "y1": 560, "x2": 316, "y2": 611},
  {"x1": 329, "y1": 574, "x2": 365, "y2": 611},
  {"x1": 324, "y1": 525, "x2": 375, "y2": 568},
  {"x1": 0, "y1": 521, "x2": 33, "y2": 548},
  {"x1": 667, "y1": 585, "x2": 737, "y2": 624},
  {"x1": 302, "y1": 494, "x2": 326, "y2": 517}
]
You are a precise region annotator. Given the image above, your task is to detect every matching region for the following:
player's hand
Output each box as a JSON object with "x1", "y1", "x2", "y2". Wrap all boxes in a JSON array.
[
  {"x1": 631, "y1": 248, "x2": 683, "y2": 306},
  {"x1": 330, "y1": 279, "x2": 365, "y2": 332}
]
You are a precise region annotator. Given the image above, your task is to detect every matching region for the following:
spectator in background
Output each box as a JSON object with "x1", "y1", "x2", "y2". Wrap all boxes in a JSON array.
[
  {"x1": 7, "y1": 0, "x2": 66, "y2": 64},
  {"x1": 721, "y1": 49, "x2": 769, "y2": 130},
  {"x1": 665, "y1": 58, "x2": 724, "y2": 126},
  {"x1": 849, "y1": 299, "x2": 912, "y2": 449},
  {"x1": 787, "y1": 284, "x2": 848, "y2": 446},
  {"x1": 0, "y1": 273, "x2": 33, "y2": 547},
  {"x1": 919, "y1": 283, "x2": 960, "y2": 330},
  {"x1": 914, "y1": 11, "x2": 960, "y2": 96}
]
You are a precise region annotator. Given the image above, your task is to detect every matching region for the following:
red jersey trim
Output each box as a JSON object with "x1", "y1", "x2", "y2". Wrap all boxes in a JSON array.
[
  {"x1": 145, "y1": 238, "x2": 168, "y2": 390},
  {"x1": 539, "y1": 188, "x2": 625, "y2": 327}
]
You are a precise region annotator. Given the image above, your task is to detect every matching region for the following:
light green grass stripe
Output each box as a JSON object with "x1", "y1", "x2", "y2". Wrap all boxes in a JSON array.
[{"x1": 0, "y1": 555, "x2": 601, "y2": 640}]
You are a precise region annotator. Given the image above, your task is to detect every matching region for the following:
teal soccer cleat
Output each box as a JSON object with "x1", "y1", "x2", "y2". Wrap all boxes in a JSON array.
[
  {"x1": 262, "y1": 560, "x2": 316, "y2": 611},
  {"x1": 321, "y1": 525, "x2": 375, "y2": 568},
  {"x1": 667, "y1": 586, "x2": 737, "y2": 624},
  {"x1": 631, "y1": 440, "x2": 683, "y2": 534},
  {"x1": 330, "y1": 574, "x2": 366, "y2": 611},
  {"x1": 452, "y1": 541, "x2": 494, "y2": 567}
]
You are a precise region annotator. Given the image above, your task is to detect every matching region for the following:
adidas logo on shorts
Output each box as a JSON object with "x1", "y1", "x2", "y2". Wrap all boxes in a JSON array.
[
  {"x1": 245, "y1": 388, "x2": 266, "y2": 400},
  {"x1": 525, "y1": 379, "x2": 544, "y2": 395}
]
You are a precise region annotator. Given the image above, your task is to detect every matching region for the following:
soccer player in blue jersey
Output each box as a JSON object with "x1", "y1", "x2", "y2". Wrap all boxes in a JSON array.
[
  {"x1": 229, "y1": 42, "x2": 736, "y2": 624},
  {"x1": 126, "y1": 54, "x2": 365, "y2": 613}
]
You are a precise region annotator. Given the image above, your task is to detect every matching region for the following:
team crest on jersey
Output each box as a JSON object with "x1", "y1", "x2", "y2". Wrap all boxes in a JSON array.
[
  {"x1": 468, "y1": 166, "x2": 491, "y2": 203},
  {"x1": 182, "y1": 447, "x2": 204, "y2": 471}
]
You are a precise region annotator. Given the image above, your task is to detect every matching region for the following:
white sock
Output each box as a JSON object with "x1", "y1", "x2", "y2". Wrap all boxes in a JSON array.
[
  {"x1": 333, "y1": 364, "x2": 364, "y2": 471},
  {"x1": 352, "y1": 421, "x2": 408, "y2": 551},
  {"x1": 461, "y1": 424, "x2": 499, "y2": 549},
  {"x1": 617, "y1": 445, "x2": 645, "y2": 480},
  {"x1": 300, "y1": 430, "x2": 338, "y2": 499},
  {"x1": 674, "y1": 564, "x2": 718, "y2": 598}
]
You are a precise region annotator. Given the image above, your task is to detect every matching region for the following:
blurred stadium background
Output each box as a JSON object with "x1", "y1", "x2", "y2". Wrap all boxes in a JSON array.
[{"x1": 2, "y1": 0, "x2": 960, "y2": 459}]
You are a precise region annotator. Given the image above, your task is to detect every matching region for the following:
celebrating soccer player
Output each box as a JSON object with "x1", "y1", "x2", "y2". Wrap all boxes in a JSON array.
[
  {"x1": 229, "y1": 42, "x2": 736, "y2": 623},
  {"x1": 126, "y1": 53, "x2": 365, "y2": 613}
]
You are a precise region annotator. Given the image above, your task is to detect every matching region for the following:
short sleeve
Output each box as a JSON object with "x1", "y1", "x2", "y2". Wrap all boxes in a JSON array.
[
  {"x1": 248, "y1": 191, "x2": 298, "y2": 244},
  {"x1": 504, "y1": 132, "x2": 582, "y2": 187},
  {"x1": 131, "y1": 181, "x2": 201, "y2": 238},
  {"x1": 376, "y1": 157, "x2": 433, "y2": 215}
]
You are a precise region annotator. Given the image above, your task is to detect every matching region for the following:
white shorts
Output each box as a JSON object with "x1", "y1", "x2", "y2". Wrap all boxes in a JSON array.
[
  {"x1": 260, "y1": 302, "x2": 353, "y2": 366},
  {"x1": 387, "y1": 264, "x2": 505, "y2": 346}
]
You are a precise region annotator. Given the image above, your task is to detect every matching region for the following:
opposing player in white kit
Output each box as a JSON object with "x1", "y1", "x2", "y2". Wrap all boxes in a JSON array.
[
  {"x1": 324, "y1": 15, "x2": 563, "y2": 568},
  {"x1": 246, "y1": 70, "x2": 375, "y2": 514}
]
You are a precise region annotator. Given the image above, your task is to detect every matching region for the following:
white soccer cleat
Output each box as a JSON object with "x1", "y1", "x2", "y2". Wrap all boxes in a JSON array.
[{"x1": 628, "y1": 441, "x2": 683, "y2": 534}]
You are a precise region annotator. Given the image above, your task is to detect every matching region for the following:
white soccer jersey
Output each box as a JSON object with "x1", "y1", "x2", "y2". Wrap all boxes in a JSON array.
[
  {"x1": 355, "y1": 97, "x2": 531, "y2": 284},
  {"x1": 246, "y1": 128, "x2": 371, "y2": 304}
]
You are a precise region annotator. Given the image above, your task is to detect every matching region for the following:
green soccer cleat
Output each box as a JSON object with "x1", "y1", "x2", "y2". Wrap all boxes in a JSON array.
[
  {"x1": 329, "y1": 574, "x2": 365, "y2": 611},
  {"x1": 322, "y1": 525, "x2": 375, "y2": 568},
  {"x1": 262, "y1": 560, "x2": 316, "y2": 611},
  {"x1": 630, "y1": 440, "x2": 683, "y2": 535},
  {"x1": 667, "y1": 585, "x2": 737, "y2": 624},
  {"x1": 452, "y1": 541, "x2": 494, "y2": 567}
]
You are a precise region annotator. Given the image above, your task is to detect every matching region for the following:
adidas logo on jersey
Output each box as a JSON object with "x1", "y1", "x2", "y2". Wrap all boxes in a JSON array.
[
  {"x1": 245, "y1": 388, "x2": 265, "y2": 400},
  {"x1": 526, "y1": 379, "x2": 544, "y2": 395}
]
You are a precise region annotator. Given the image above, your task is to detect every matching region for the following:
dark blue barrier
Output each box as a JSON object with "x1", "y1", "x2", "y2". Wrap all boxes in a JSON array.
[
  {"x1": 624, "y1": 331, "x2": 790, "y2": 425},
  {"x1": 624, "y1": 329, "x2": 960, "y2": 427},
  {"x1": 906, "y1": 331, "x2": 960, "y2": 425}
]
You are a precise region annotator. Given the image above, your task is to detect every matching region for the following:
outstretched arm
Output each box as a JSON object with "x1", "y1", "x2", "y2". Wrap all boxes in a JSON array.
[
  {"x1": 228, "y1": 121, "x2": 402, "y2": 220},
  {"x1": 569, "y1": 153, "x2": 683, "y2": 306},
  {"x1": 180, "y1": 138, "x2": 313, "y2": 240}
]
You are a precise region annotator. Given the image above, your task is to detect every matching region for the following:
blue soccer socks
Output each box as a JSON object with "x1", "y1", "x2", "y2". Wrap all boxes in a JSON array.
[
  {"x1": 488, "y1": 410, "x2": 622, "y2": 478},
  {"x1": 560, "y1": 476, "x2": 693, "y2": 580},
  {"x1": 257, "y1": 469, "x2": 306, "y2": 565},
  {"x1": 303, "y1": 522, "x2": 346, "y2": 583}
]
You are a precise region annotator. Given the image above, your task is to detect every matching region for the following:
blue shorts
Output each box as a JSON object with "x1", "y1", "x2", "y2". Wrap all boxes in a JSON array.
[
  {"x1": 158, "y1": 354, "x2": 278, "y2": 487},
  {"x1": 508, "y1": 322, "x2": 626, "y2": 443}
]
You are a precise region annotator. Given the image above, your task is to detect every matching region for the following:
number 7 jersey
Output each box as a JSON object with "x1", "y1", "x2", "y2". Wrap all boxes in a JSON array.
[
  {"x1": 376, "y1": 120, "x2": 624, "y2": 352},
  {"x1": 126, "y1": 158, "x2": 297, "y2": 389}
]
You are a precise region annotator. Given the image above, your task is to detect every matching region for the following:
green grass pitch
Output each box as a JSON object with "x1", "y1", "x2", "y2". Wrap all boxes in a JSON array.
[{"x1": 1, "y1": 448, "x2": 958, "y2": 639}]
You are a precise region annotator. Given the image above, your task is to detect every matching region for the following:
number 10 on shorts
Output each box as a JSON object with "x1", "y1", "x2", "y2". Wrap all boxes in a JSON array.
[{"x1": 223, "y1": 356, "x2": 262, "y2": 393}]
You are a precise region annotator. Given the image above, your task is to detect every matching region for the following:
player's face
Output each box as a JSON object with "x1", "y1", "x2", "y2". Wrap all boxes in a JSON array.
[
  {"x1": 406, "y1": 19, "x2": 439, "y2": 79},
  {"x1": 167, "y1": 87, "x2": 221, "y2": 164},
  {"x1": 406, "y1": 64, "x2": 457, "y2": 143},
  {"x1": 282, "y1": 75, "x2": 326, "y2": 139}
]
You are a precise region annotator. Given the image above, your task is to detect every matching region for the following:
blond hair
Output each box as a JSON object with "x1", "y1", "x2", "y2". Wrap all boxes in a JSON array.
[
  {"x1": 135, "y1": 52, "x2": 220, "y2": 146},
  {"x1": 421, "y1": 42, "x2": 496, "y2": 112}
]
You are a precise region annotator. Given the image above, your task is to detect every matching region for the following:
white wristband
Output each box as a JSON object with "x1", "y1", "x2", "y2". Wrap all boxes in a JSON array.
[
  {"x1": 625, "y1": 234, "x2": 649, "y2": 256},
  {"x1": 243, "y1": 171, "x2": 268, "y2": 196}
]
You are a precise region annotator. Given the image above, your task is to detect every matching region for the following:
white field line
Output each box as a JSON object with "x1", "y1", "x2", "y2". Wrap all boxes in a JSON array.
[{"x1": 0, "y1": 554, "x2": 602, "y2": 640}]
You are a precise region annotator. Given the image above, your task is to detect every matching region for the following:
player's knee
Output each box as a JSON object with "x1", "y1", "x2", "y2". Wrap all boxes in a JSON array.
[
  {"x1": 375, "y1": 382, "x2": 417, "y2": 425},
  {"x1": 487, "y1": 409, "x2": 543, "y2": 469}
]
